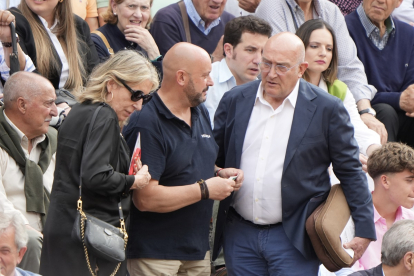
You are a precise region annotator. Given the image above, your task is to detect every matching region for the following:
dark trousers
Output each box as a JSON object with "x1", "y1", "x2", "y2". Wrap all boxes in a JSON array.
[
  {"x1": 223, "y1": 208, "x2": 319, "y2": 276},
  {"x1": 373, "y1": 103, "x2": 414, "y2": 147}
]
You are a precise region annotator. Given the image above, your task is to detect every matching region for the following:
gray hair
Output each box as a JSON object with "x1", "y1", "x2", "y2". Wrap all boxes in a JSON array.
[
  {"x1": 3, "y1": 72, "x2": 51, "y2": 109},
  {"x1": 0, "y1": 211, "x2": 29, "y2": 250},
  {"x1": 381, "y1": 220, "x2": 414, "y2": 266}
]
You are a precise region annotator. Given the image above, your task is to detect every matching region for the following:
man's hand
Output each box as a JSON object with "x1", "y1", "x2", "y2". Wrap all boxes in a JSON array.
[
  {"x1": 211, "y1": 35, "x2": 224, "y2": 63},
  {"x1": 359, "y1": 153, "x2": 368, "y2": 172},
  {"x1": 217, "y1": 168, "x2": 244, "y2": 191},
  {"x1": 360, "y1": 114, "x2": 387, "y2": 144},
  {"x1": 205, "y1": 177, "x2": 235, "y2": 200},
  {"x1": 344, "y1": 237, "x2": 372, "y2": 261},
  {"x1": 238, "y1": 0, "x2": 261, "y2": 13},
  {"x1": 400, "y1": 84, "x2": 414, "y2": 117}
]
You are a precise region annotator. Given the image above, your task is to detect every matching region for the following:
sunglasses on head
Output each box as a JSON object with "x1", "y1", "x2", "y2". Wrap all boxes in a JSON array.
[{"x1": 116, "y1": 78, "x2": 153, "y2": 104}]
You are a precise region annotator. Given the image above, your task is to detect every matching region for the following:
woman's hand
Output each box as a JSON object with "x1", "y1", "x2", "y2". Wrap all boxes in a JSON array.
[
  {"x1": 124, "y1": 25, "x2": 160, "y2": 60},
  {"x1": 131, "y1": 164, "x2": 151, "y2": 190},
  {"x1": 0, "y1": 10, "x2": 14, "y2": 43},
  {"x1": 131, "y1": 155, "x2": 143, "y2": 175}
]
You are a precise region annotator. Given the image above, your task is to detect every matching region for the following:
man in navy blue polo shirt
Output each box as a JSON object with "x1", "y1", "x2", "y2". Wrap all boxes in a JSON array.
[{"x1": 123, "y1": 42, "x2": 244, "y2": 276}]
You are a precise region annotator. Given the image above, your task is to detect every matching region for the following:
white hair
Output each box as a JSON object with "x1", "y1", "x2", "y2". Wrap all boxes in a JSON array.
[
  {"x1": 0, "y1": 211, "x2": 28, "y2": 250},
  {"x1": 381, "y1": 220, "x2": 414, "y2": 266}
]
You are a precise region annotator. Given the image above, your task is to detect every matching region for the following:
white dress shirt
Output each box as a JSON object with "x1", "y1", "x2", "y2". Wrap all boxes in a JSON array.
[
  {"x1": 0, "y1": 111, "x2": 55, "y2": 232},
  {"x1": 318, "y1": 79, "x2": 380, "y2": 156},
  {"x1": 255, "y1": 0, "x2": 377, "y2": 102},
  {"x1": 205, "y1": 59, "x2": 237, "y2": 127},
  {"x1": 38, "y1": 16, "x2": 69, "y2": 89},
  {"x1": 224, "y1": 0, "x2": 253, "y2": 17},
  {"x1": 232, "y1": 80, "x2": 300, "y2": 224},
  {"x1": 0, "y1": 0, "x2": 20, "y2": 9},
  {"x1": 392, "y1": 0, "x2": 414, "y2": 25}
]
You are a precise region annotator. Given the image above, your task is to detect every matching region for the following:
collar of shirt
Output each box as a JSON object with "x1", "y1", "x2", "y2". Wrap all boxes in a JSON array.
[
  {"x1": 183, "y1": 0, "x2": 221, "y2": 35},
  {"x1": 318, "y1": 78, "x2": 328, "y2": 91},
  {"x1": 356, "y1": 4, "x2": 395, "y2": 39},
  {"x1": 14, "y1": 268, "x2": 23, "y2": 276},
  {"x1": 3, "y1": 111, "x2": 46, "y2": 152},
  {"x1": 286, "y1": 0, "x2": 322, "y2": 19},
  {"x1": 38, "y1": 15, "x2": 59, "y2": 31},
  {"x1": 218, "y1": 59, "x2": 236, "y2": 84},
  {"x1": 256, "y1": 79, "x2": 300, "y2": 110},
  {"x1": 373, "y1": 204, "x2": 405, "y2": 224},
  {"x1": 152, "y1": 92, "x2": 200, "y2": 121}
]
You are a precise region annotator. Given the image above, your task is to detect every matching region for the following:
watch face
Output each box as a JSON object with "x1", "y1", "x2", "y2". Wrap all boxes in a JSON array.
[{"x1": 368, "y1": 108, "x2": 376, "y2": 116}]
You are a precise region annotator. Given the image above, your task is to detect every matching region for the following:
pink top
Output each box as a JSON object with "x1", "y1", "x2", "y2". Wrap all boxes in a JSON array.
[{"x1": 353, "y1": 205, "x2": 414, "y2": 271}]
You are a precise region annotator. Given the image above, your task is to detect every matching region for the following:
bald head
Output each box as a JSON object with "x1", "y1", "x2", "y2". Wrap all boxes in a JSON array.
[
  {"x1": 265, "y1": 32, "x2": 306, "y2": 64},
  {"x1": 260, "y1": 32, "x2": 308, "y2": 108},
  {"x1": 3, "y1": 72, "x2": 55, "y2": 110},
  {"x1": 162, "y1": 43, "x2": 211, "y2": 83}
]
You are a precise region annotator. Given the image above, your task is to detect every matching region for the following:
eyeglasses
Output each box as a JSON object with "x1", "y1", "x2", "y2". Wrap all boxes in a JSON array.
[
  {"x1": 116, "y1": 78, "x2": 153, "y2": 104},
  {"x1": 259, "y1": 61, "x2": 301, "y2": 75}
]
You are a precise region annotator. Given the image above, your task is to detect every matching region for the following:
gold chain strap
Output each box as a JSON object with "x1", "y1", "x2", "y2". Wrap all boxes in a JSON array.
[{"x1": 78, "y1": 199, "x2": 128, "y2": 276}]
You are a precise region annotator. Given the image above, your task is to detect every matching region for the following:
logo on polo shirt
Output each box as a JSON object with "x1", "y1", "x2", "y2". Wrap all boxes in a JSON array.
[{"x1": 201, "y1": 134, "x2": 211, "y2": 138}]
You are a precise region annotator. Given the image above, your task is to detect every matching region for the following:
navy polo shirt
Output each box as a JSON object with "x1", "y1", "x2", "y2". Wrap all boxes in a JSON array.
[{"x1": 124, "y1": 92, "x2": 218, "y2": 260}]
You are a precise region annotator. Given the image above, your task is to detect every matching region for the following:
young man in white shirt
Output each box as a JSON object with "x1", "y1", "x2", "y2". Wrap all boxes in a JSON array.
[{"x1": 204, "y1": 15, "x2": 272, "y2": 126}]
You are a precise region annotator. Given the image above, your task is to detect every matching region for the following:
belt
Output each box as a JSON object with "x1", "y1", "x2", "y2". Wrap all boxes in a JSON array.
[{"x1": 228, "y1": 207, "x2": 282, "y2": 229}]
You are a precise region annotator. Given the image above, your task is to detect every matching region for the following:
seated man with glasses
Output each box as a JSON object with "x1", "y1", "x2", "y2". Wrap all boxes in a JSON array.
[{"x1": 212, "y1": 32, "x2": 376, "y2": 276}]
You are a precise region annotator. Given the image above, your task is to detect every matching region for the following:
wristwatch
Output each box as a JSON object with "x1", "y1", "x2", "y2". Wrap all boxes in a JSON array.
[{"x1": 359, "y1": 108, "x2": 376, "y2": 117}]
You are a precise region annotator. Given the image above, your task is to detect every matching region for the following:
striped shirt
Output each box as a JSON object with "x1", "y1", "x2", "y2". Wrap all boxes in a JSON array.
[{"x1": 0, "y1": 43, "x2": 35, "y2": 93}]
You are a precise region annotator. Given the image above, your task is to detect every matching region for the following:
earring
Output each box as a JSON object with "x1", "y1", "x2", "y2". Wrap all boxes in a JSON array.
[
  {"x1": 59, "y1": 0, "x2": 63, "y2": 3},
  {"x1": 114, "y1": 12, "x2": 117, "y2": 16}
]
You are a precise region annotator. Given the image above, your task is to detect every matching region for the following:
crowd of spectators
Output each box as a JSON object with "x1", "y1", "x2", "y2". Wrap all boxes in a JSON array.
[{"x1": 1, "y1": 0, "x2": 414, "y2": 276}]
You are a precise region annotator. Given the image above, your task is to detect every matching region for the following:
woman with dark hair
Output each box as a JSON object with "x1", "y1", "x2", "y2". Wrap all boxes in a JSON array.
[{"x1": 296, "y1": 19, "x2": 381, "y2": 171}]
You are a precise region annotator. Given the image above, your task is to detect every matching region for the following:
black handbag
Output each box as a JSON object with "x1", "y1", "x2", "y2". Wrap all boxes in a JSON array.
[
  {"x1": 55, "y1": 88, "x2": 78, "y2": 107},
  {"x1": 71, "y1": 104, "x2": 128, "y2": 276}
]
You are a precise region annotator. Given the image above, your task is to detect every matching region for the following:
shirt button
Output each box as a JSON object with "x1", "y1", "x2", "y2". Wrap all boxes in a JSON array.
[
  {"x1": 255, "y1": 198, "x2": 258, "y2": 202},
  {"x1": 266, "y1": 136, "x2": 269, "y2": 139},
  {"x1": 255, "y1": 217, "x2": 258, "y2": 221},
  {"x1": 256, "y1": 178, "x2": 260, "y2": 181}
]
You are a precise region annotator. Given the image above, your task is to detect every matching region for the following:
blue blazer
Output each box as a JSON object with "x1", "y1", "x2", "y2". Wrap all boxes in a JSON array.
[{"x1": 212, "y1": 79, "x2": 376, "y2": 260}]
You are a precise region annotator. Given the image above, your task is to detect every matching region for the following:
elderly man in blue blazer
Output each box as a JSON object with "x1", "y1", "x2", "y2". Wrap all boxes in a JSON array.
[{"x1": 212, "y1": 32, "x2": 376, "y2": 275}]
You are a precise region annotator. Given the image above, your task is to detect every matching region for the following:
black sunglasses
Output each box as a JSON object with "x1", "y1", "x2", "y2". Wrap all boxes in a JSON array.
[{"x1": 116, "y1": 78, "x2": 153, "y2": 104}]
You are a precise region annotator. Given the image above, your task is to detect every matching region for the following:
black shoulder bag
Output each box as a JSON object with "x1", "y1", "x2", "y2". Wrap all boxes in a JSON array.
[{"x1": 71, "y1": 104, "x2": 128, "y2": 276}]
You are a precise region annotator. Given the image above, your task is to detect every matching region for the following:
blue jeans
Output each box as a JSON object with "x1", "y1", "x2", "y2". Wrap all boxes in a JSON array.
[{"x1": 223, "y1": 208, "x2": 320, "y2": 276}]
